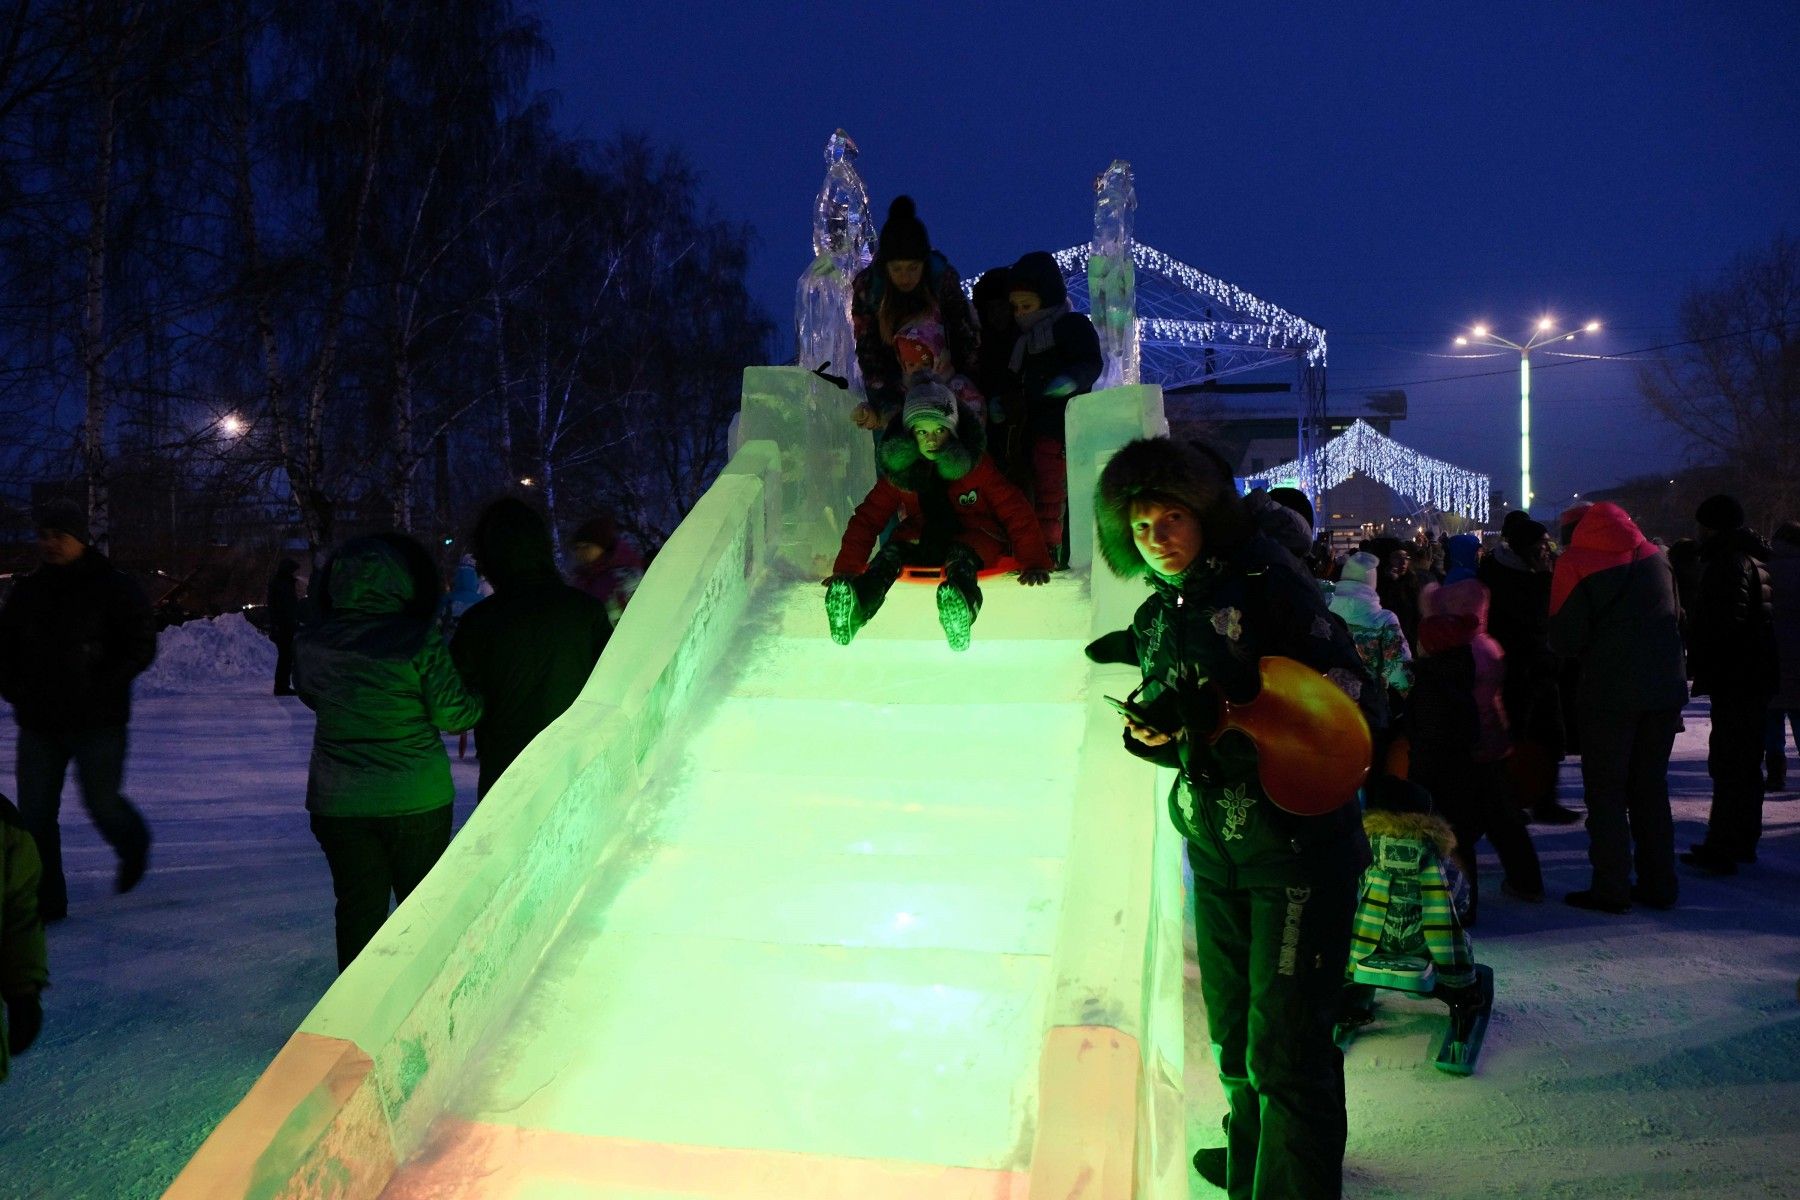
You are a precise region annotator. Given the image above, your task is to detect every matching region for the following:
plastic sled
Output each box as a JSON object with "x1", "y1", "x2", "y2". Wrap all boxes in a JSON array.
[{"x1": 897, "y1": 556, "x2": 1020, "y2": 584}]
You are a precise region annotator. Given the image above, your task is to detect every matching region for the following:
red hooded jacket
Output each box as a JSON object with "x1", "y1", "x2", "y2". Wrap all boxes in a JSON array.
[{"x1": 833, "y1": 408, "x2": 1049, "y2": 576}]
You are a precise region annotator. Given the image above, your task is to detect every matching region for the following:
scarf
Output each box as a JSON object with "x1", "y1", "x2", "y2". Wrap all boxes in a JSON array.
[{"x1": 1008, "y1": 300, "x2": 1073, "y2": 375}]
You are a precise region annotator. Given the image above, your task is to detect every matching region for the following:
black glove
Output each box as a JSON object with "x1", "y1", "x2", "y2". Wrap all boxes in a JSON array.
[
  {"x1": 1084, "y1": 628, "x2": 1138, "y2": 665},
  {"x1": 7, "y1": 992, "x2": 42, "y2": 1056},
  {"x1": 1018, "y1": 568, "x2": 1050, "y2": 586}
]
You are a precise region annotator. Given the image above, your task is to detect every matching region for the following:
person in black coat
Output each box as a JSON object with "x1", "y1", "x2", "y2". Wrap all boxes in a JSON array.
[
  {"x1": 0, "y1": 500, "x2": 156, "y2": 920},
  {"x1": 1001, "y1": 250, "x2": 1104, "y2": 562},
  {"x1": 268, "y1": 558, "x2": 302, "y2": 696},
  {"x1": 1683, "y1": 494, "x2": 1777, "y2": 875},
  {"x1": 450, "y1": 498, "x2": 614, "y2": 799},
  {"x1": 1479, "y1": 516, "x2": 1581, "y2": 824}
]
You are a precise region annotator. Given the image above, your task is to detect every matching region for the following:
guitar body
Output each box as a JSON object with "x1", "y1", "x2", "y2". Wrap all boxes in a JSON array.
[{"x1": 1212, "y1": 655, "x2": 1372, "y2": 816}]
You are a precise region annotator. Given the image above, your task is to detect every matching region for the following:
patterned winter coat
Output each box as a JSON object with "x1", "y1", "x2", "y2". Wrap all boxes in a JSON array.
[
  {"x1": 1094, "y1": 438, "x2": 1378, "y2": 889},
  {"x1": 833, "y1": 405, "x2": 1049, "y2": 576},
  {"x1": 1329, "y1": 553, "x2": 1413, "y2": 695},
  {"x1": 1350, "y1": 807, "x2": 1476, "y2": 990},
  {"x1": 851, "y1": 252, "x2": 981, "y2": 426}
]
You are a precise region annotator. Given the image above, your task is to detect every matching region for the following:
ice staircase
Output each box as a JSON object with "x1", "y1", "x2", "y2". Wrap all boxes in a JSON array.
[{"x1": 166, "y1": 369, "x2": 1189, "y2": 1200}]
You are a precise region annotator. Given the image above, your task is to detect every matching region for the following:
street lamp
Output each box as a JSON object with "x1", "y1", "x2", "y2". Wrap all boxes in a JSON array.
[{"x1": 1454, "y1": 316, "x2": 1600, "y2": 515}]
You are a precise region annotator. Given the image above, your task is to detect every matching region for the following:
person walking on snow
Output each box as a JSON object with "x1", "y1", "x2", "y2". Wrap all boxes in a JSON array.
[
  {"x1": 1682, "y1": 494, "x2": 1777, "y2": 876},
  {"x1": 1096, "y1": 437, "x2": 1380, "y2": 1200},
  {"x1": 295, "y1": 534, "x2": 483, "y2": 970},
  {"x1": 1761, "y1": 521, "x2": 1800, "y2": 791},
  {"x1": 0, "y1": 499, "x2": 155, "y2": 922},
  {"x1": 1548, "y1": 503, "x2": 1687, "y2": 912},
  {"x1": 825, "y1": 382, "x2": 1049, "y2": 651},
  {"x1": 453, "y1": 499, "x2": 613, "y2": 800},
  {"x1": 268, "y1": 558, "x2": 302, "y2": 696}
]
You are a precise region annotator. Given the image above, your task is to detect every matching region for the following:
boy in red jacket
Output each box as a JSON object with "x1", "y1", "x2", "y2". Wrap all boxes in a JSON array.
[{"x1": 825, "y1": 382, "x2": 1050, "y2": 650}]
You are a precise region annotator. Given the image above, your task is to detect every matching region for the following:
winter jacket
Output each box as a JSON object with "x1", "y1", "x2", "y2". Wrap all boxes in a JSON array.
[
  {"x1": 1547, "y1": 503, "x2": 1687, "y2": 714},
  {"x1": 0, "y1": 547, "x2": 156, "y2": 733},
  {"x1": 1765, "y1": 538, "x2": 1800, "y2": 710},
  {"x1": 571, "y1": 538, "x2": 645, "y2": 627},
  {"x1": 833, "y1": 406, "x2": 1050, "y2": 576},
  {"x1": 1329, "y1": 553, "x2": 1413, "y2": 695},
  {"x1": 851, "y1": 251, "x2": 981, "y2": 425},
  {"x1": 1094, "y1": 438, "x2": 1375, "y2": 889},
  {"x1": 1415, "y1": 578, "x2": 1509, "y2": 764},
  {"x1": 0, "y1": 797, "x2": 48, "y2": 1084},
  {"x1": 1477, "y1": 543, "x2": 1562, "y2": 748},
  {"x1": 267, "y1": 561, "x2": 302, "y2": 635},
  {"x1": 295, "y1": 537, "x2": 483, "y2": 819},
  {"x1": 1003, "y1": 251, "x2": 1104, "y2": 436},
  {"x1": 454, "y1": 516, "x2": 613, "y2": 800},
  {"x1": 1689, "y1": 527, "x2": 1777, "y2": 699}
]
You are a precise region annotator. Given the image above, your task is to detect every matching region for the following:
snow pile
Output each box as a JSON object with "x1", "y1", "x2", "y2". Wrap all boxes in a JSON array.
[{"x1": 135, "y1": 611, "x2": 278, "y2": 695}]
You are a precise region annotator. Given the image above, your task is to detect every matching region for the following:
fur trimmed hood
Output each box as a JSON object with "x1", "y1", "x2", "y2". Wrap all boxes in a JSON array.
[
  {"x1": 875, "y1": 402, "x2": 985, "y2": 488},
  {"x1": 1094, "y1": 437, "x2": 1247, "y2": 579},
  {"x1": 1362, "y1": 807, "x2": 1458, "y2": 860}
]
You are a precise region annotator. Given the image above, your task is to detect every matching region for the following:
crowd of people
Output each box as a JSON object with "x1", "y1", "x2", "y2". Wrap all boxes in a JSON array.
[{"x1": 0, "y1": 494, "x2": 644, "y2": 1061}]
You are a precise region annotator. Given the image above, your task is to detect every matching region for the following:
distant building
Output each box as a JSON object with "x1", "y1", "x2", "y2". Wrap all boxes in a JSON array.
[{"x1": 1168, "y1": 386, "x2": 1408, "y2": 479}]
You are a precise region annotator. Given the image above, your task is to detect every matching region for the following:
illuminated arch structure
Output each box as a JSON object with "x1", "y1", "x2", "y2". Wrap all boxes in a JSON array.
[{"x1": 1242, "y1": 419, "x2": 1492, "y2": 525}]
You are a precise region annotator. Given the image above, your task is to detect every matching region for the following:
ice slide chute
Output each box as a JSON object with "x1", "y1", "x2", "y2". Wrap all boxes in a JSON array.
[{"x1": 167, "y1": 369, "x2": 1188, "y2": 1199}]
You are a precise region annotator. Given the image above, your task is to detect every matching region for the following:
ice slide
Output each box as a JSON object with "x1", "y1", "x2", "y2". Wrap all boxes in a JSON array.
[{"x1": 168, "y1": 370, "x2": 1190, "y2": 1200}]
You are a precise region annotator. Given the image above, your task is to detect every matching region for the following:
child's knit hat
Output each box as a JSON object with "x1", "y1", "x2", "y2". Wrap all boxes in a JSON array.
[{"x1": 901, "y1": 380, "x2": 958, "y2": 431}]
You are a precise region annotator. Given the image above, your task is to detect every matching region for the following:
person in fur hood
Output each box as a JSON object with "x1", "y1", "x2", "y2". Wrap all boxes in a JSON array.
[
  {"x1": 1094, "y1": 435, "x2": 1378, "y2": 1200},
  {"x1": 825, "y1": 382, "x2": 1049, "y2": 651}
]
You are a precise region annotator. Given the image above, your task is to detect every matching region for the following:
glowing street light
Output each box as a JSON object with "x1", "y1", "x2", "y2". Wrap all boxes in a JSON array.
[
  {"x1": 1455, "y1": 316, "x2": 1601, "y2": 515},
  {"x1": 220, "y1": 413, "x2": 245, "y2": 436}
]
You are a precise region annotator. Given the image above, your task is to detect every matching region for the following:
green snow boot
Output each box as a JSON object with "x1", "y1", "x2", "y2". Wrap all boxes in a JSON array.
[
  {"x1": 936, "y1": 580, "x2": 979, "y2": 651},
  {"x1": 825, "y1": 579, "x2": 863, "y2": 646}
]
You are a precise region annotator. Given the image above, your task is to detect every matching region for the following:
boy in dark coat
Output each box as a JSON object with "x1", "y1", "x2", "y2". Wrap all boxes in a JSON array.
[
  {"x1": 825, "y1": 381, "x2": 1050, "y2": 651},
  {"x1": 1549, "y1": 503, "x2": 1688, "y2": 911},
  {"x1": 453, "y1": 499, "x2": 613, "y2": 800},
  {"x1": 1683, "y1": 494, "x2": 1777, "y2": 875},
  {"x1": 296, "y1": 535, "x2": 483, "y2": 970},
  {"x1": 0, "y1": 795, "x2": 48, "y2": 1083},
  {"x1": 1001, "y1": 250, "x2": 1103, "y2": 560},
  {"x1": 0, "y1": 499, "x2": 156, "y2": 920},
  {"x1": 1095, "y1": 437, "x2": 1378, "y2": 1200}
]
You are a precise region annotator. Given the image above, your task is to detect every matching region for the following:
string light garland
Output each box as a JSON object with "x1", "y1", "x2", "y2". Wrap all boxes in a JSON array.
[{"x1": 1243, "y1": 420, "x2": 1490, "y2": 522}]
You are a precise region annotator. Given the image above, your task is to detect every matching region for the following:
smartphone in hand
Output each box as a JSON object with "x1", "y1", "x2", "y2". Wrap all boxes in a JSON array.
[{"x1": 1104, "y1": 694, "x2": 1165, "y2": 734}]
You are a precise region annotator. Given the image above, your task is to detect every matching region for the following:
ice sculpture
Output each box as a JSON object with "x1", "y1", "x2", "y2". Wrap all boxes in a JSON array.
[
  {"x1": 1087, "y1": 160, "x2": 1139, "y2": 388},
  {"x1": 794, "y1": 130, "x2": 874, "y2": 395}
]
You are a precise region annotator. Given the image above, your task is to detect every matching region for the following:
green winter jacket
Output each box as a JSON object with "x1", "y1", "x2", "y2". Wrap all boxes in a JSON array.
[
  {"x1": 295, "y1": 538, "x2": 482, "y2": 819},
  {"x1": 1125, "y1": 537, "x2": 1376, "y2": 889},
  {"x1": 1, "y1": 797, "x2": 49, "y2": 1083}
]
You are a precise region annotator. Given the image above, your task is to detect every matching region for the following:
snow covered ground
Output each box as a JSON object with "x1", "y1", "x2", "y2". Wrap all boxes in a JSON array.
[{"x1": 0, "y1": 683, "x2": 1795, "y2": 1197}]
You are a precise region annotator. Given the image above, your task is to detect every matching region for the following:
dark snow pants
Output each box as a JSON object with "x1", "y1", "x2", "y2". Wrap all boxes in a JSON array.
[
  {"x1": 310, "y1": 806, "x2": 452, "y2": 971},
  {"x1": 15, "y1": 725, "x2": 150, "y2": 919},
  {"x1": 850, "y1": 540, "x2": 982, "y2": 623},
  {"x1": 1578, "y1": 706, "x2": 1680, "y2": 906},
  {"x1": 1703, "y1": 691, "x2": 1770, "y2": 861},
  {"x1": 1189, "y1": 844, "x2": 1358, "y2": 1200},
  {"x1": 272, "y1": 627, "x2": 296, "y2": 694},
  {"x1": 1411, "y1": 755, "x2": 1541, "y2": 923}
]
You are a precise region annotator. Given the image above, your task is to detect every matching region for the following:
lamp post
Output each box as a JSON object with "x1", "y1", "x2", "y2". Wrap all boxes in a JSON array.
[{"x1": 1455, "y1": 317, "x2": 1599, "y2": 515}]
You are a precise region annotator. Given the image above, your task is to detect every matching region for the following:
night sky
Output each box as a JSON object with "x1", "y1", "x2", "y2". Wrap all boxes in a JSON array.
[{"x1": 531, "y1": 0, "x2": 1799, "y2": 515}]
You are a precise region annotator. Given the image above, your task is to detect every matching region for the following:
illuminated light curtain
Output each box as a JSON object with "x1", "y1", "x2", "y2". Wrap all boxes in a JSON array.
[{"x1": 1243, "y1": 420, "x2": 1490, "y2": 523}]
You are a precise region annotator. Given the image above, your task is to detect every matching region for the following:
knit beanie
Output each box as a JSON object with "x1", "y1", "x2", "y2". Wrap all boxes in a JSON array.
[
  {"x1": 877, "y1": 195, "x2": 930, "y2": 264},
  {"x1": 1340, "y1": 551, "x2": 1380, "y2": 588},
  {"x1": 1268, "y1": 486, "x2": 1315, "y2": 531},
  {"x1": 1006, "y1": 250, "x2": 1067, "y2": 308},
  {"x1": 1695, "y1": 493, "x2": 1745, "y2": 533},
  {"x1": 34, "y1": 498, "x2": 90, "y2": 544},
  {"x1": 571, "y1": 514, "x2": 619, "y2": 553},
  {"x1": 901, "y1": 380, "x2": 958, "y2": 431},
  {"x1": 1499, "y1": 509, "x2": 1532, "y2": 540}
]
